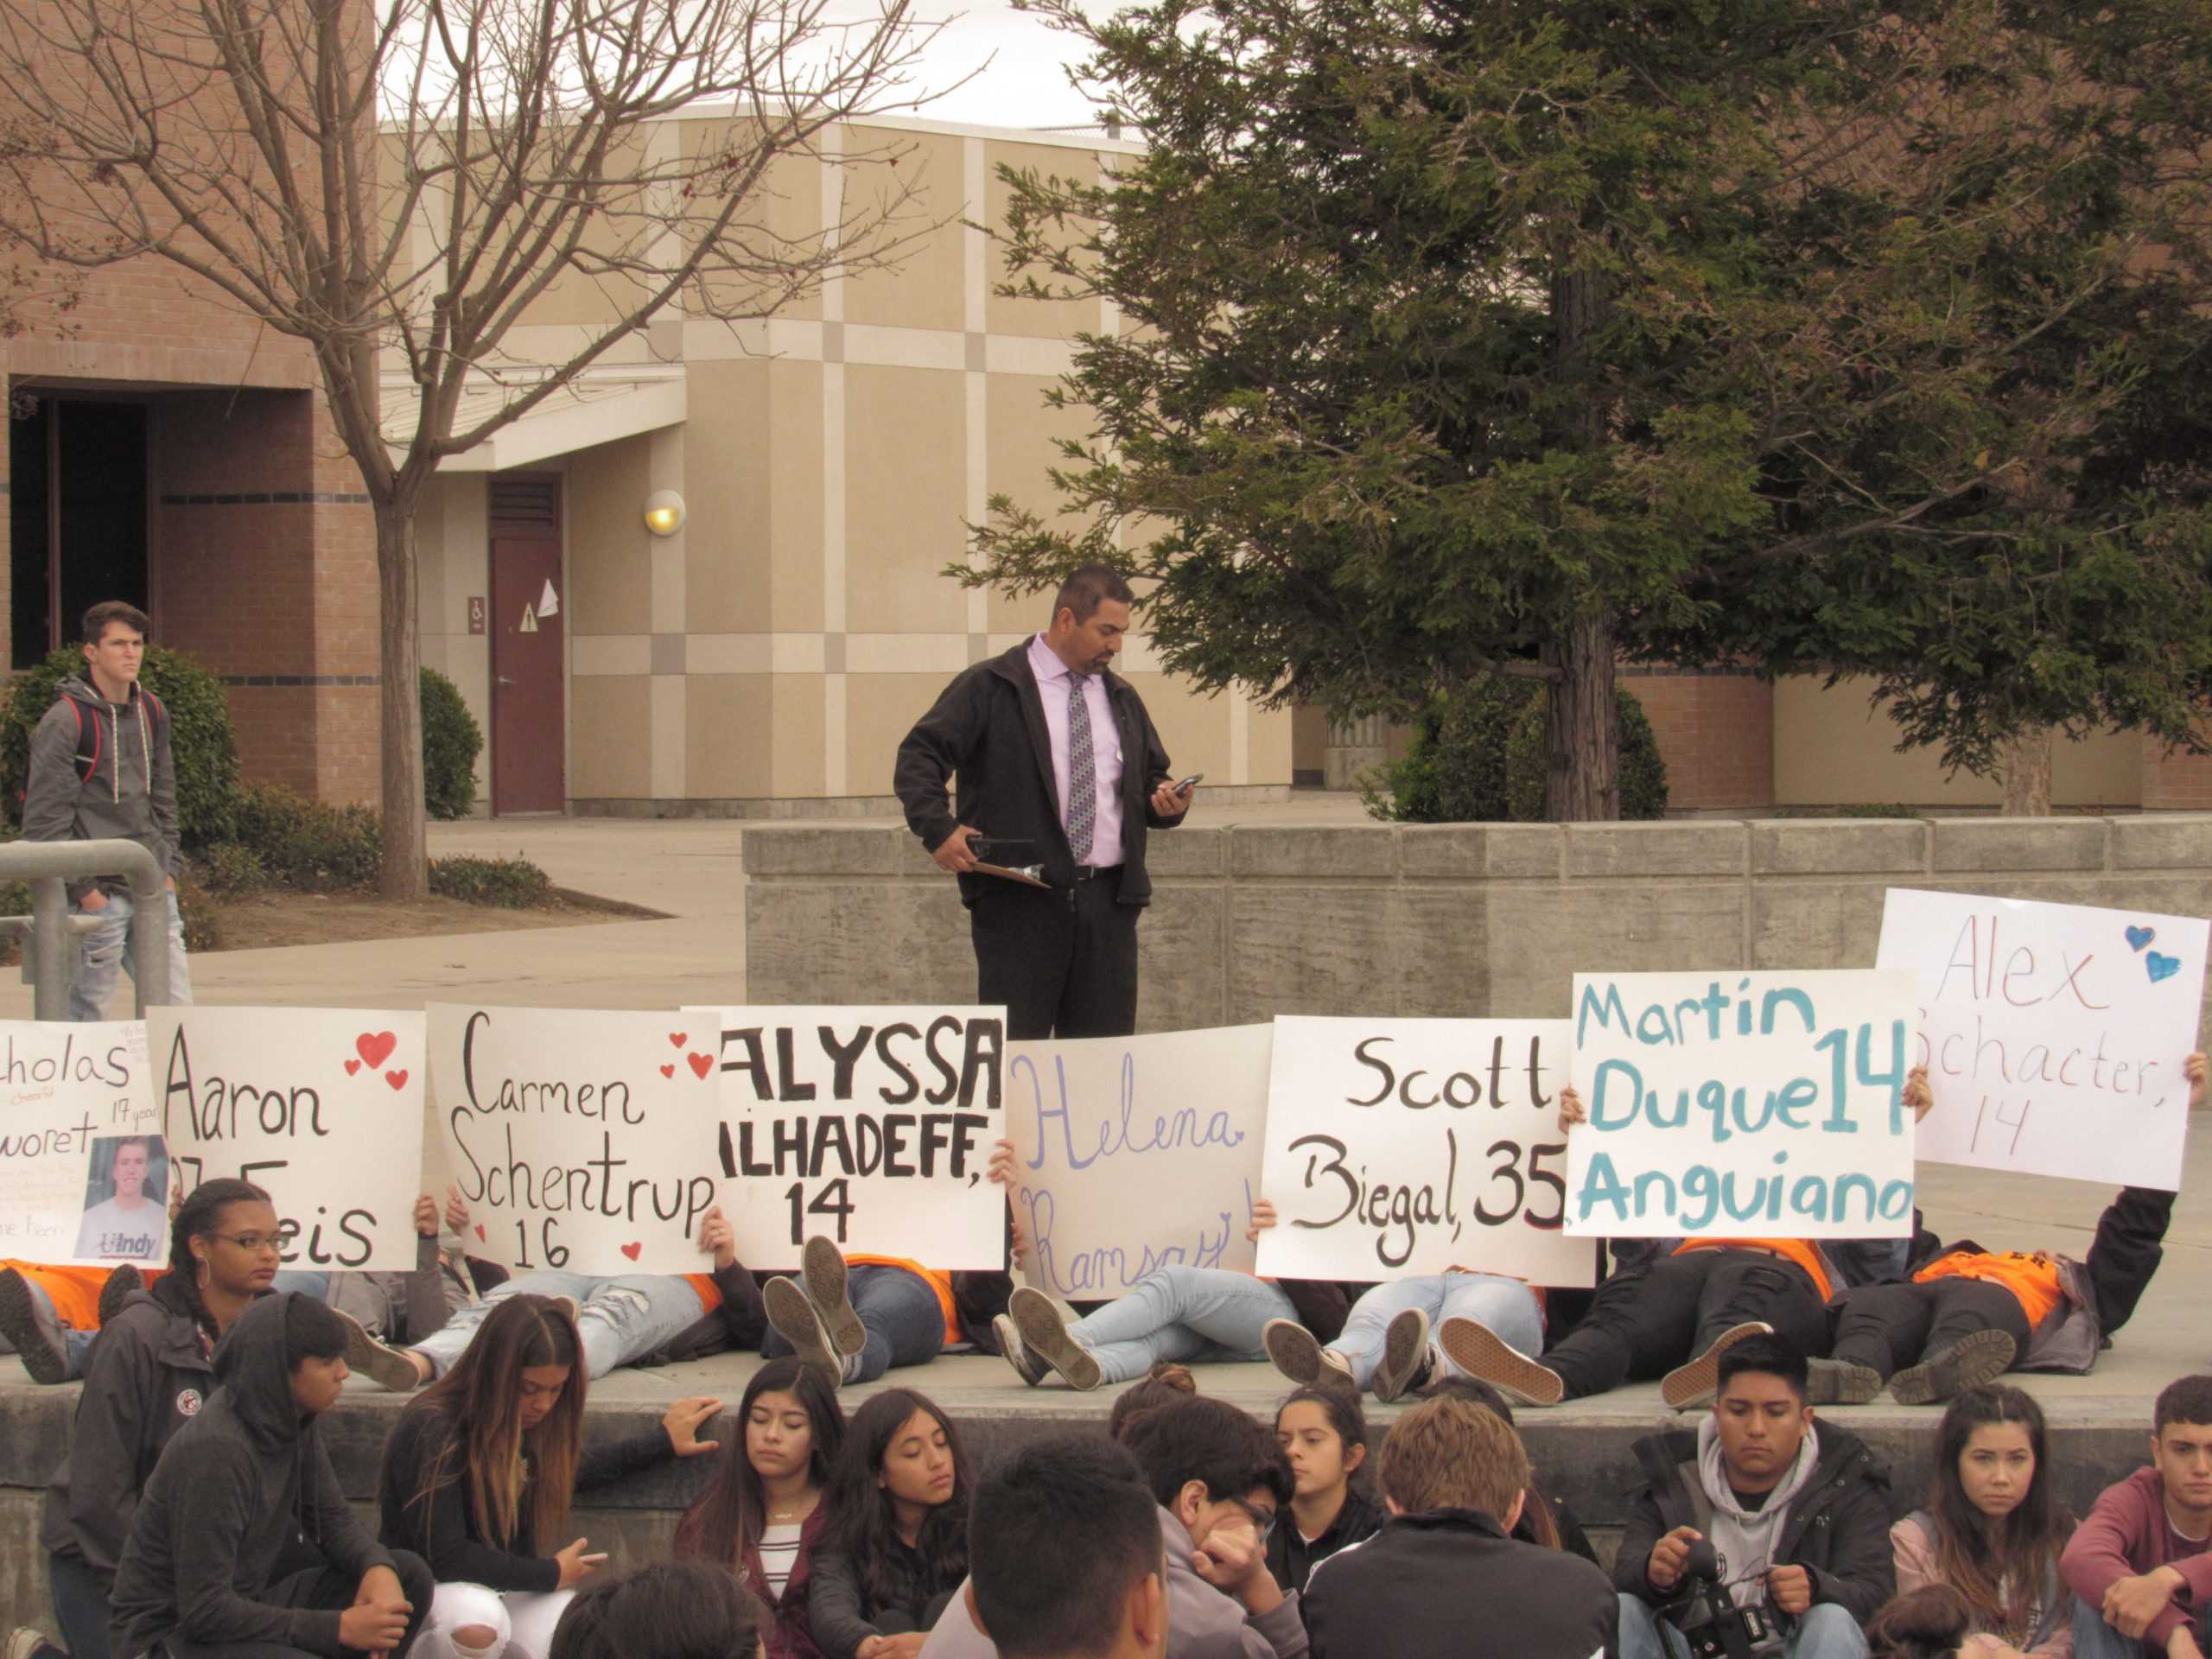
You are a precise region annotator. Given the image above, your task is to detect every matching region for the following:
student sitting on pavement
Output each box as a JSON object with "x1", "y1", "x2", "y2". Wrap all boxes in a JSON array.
[
  {"x1": 107, "y1": 1292, "x2": 435, "y2": 1659},
  {"x1": 1615, "y1": 1334, "x2": 1896, "y2": 1659},
  {"x1": 1865, "y1": 1587, "x2": 1979, "y2": 1659},
  {"x1": 341, "y1": 1203, "x2": 762, "y2": 1388},
  {"x1": 2060, "y1": 1373, "x2": 2212, "y2": 1659},
  {"x1": 1266, "y1": 1388, "x2": 1382, "y2": 1599},
  {"x1": 378, "y1": 1294, "x2": 722, "y2": 1659},
  {"x1": 548, "y1": 1561, "x2": 766, "y2": 1659},
  {"x1": 1419, "y1": 1376, "x2": 1599, "y2": 1563},
  {"x1": 1301, "y1": 1395, "x2": 1616, "y2": 1659},
  {"x1": 1821, "y1": 1053, "x2": 2206, "y2": 1406},
  {"x1": 808, "y1": 1389, "x2": 974, "y2": 1659},
  {"x1": 1890, "y1": 1386, "x2": 2074, "y2": 1659}
]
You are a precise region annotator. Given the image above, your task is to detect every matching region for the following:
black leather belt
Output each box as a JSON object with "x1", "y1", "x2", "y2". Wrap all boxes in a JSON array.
[{"x1": 1072, "y1": 864, "x2": 1118, "y2": 881}]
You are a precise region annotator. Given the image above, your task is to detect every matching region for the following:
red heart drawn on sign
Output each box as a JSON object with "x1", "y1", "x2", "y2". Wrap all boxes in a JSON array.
[
  {"x1": 687, "y1": 1052, "x2": 714, "y2": 1080},
  {"x1": 669, "y1": 1033, "x2": 688, "y2": 1049},
  {"x1": 344, "y1": 1059, "x2": 361, "y2": 1076},
  {"x1": 385, "y1": 1069, "x2": 409, "y2": 1091},
  {"x1": 659, "y1": 1064, "x2": 675, "y2": 1078},
  {"x1": 474, "y1": 1224, "x2": 486, "y2": 1242},
  {"x1": 620, "y1": 1242, "x2": 643, "y2": 1262},
  {"x1": 356, "y1": 1032, "x2": 398, "y2": 1070}
]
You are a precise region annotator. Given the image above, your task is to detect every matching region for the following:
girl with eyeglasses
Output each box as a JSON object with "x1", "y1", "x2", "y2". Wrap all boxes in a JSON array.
[{"x1": 30, "y1": 1178, "x2": 279, "y2": 1659}]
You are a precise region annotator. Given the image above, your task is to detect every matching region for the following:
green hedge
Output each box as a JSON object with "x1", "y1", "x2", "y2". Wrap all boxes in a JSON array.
[{"x1": 421, "y1": 667, "x2": 483, "y2": 821}]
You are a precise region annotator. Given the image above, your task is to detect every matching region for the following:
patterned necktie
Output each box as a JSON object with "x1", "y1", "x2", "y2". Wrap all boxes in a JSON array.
[{"x1": 1065, "y1": 675, "x2": 1096, "y2": 864}]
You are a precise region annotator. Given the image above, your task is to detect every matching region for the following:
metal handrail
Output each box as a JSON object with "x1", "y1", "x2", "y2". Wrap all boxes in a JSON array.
[{"x1": 0, "y1": 837, "x2": 173, "y2": 1018}]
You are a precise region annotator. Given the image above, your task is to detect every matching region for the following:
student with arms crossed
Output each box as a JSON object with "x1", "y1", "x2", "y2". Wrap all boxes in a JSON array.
[
  {"x1": 2060, "y1": 1374, "x2": 2212, "y2": 1659},
  {"x1": 1616, "y1": 1335, "x2": 1895, "y2": 1659},
  {"x1": 107, "y1": 1292, "x2": 435, "y2": 1659}
]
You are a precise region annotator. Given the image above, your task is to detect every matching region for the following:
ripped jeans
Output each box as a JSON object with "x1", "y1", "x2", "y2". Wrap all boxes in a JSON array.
[
  {"x1": 415, "y1": 1581, "x2": 574, "y2": 1659},
  {"x1": 408, "y1": 1271, "x2": 707, "y2": 1381}
]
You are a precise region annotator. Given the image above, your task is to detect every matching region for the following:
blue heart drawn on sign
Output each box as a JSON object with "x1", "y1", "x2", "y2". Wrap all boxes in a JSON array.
[
  {"x1": 2147, "y1": 951, "x2": 2181, "y2": 984},
  {"x1": 2126, "y1": 925, "x2": 2156, "y2": 952}
]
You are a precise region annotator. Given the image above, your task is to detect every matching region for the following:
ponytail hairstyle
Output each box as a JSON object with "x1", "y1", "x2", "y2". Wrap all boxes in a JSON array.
[
  {"x1": 1419, "y1": 1374, "x2": 1563, "y2": 1548},
  {"x1": 405, "y1": 1294, "x2": 586, "y2": 1554},
  {"x1": 672, "y1": 1357, "x2": 844, "y2": 1567},
  {"x1": 168, "y1": 1178, "x2": 273, "y2": 1344},
  {"x1": 1926, "y1": 1387, "x2": 2070, "y2": 1639},
  {"x1": 1108, "y1": 1361, "x2": 1198, "y2": 1443}
]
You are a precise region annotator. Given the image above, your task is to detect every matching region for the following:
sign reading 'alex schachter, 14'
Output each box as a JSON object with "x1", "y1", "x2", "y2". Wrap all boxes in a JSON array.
[
  {"x1": 1256, "y1": 1016, "x2": 1597, "y2": 1287},
  {"x1": 1564, "y1": 970, "x2": 1919, "y2": 1239},
  {"x1": 689, "y1": 1006, "x2": 1007, "y2": 1272},
  {"x1": 0, "y1": 1020, "x2": 160, "y2": 1267}
]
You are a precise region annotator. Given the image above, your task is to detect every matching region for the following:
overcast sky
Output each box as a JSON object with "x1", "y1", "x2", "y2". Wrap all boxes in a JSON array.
[{"x1": 872, "y1": 1, "x2": 1106, "y2": 132}]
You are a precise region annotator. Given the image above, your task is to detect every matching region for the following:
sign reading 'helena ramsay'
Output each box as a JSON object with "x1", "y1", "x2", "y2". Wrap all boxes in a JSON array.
[{"x1": 0, "y1": 1020, "x2": 161, "y2": 1267}]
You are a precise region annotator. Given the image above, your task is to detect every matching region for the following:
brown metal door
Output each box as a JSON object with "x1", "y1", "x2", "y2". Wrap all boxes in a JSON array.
[{"x1": 490, "y1": 535, "x2": 565, "y2": 814}]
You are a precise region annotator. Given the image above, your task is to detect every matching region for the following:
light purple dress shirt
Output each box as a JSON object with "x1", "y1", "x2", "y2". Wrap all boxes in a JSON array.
[{"x1": 1027, "y1": 631, "x2": 1124, "y2": 868}]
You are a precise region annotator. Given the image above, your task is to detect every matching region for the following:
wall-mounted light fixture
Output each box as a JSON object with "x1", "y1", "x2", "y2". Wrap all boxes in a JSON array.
[{"x1": 643, "y1": 489, "x2": 687, "y2": 537}]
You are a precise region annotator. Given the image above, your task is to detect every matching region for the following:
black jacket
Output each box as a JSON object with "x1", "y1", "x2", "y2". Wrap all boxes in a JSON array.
[
  {"x1": 108, "y1": 1292, "x2": 401, "y2": 1658},
  {"x1": 376, "y1": 1401, "x2": 677, "y2": 1592},
  {"x1": 893, "y1": 641, "x2": 1185, "y2": 904},
  {"x1": 41, "y1": 1275, "x2": 219, "y2": 1586},
  {"x1": 1612, "y1": 1422, "x2": 1896, "y2": 1631},
  {"x1": 1268, "y1": 1487, "x2": 1386, "y2": 1597},
  {"x1": 1304, "y1": 1507, "x2": 1616, "y2": 1659}
]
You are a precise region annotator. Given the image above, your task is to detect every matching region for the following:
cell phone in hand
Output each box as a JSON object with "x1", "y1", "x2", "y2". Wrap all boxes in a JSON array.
[
  {"x1": 1175, "y1": 772, "x2": 1204, "y2": 792},
  {"x1": 580, "y1": 1553, "x2": 610, "y2": 1565}
]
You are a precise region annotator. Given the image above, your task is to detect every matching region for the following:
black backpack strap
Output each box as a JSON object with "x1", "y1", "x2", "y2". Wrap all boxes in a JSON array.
[{"x1": 70, "y1": 696, "x2": 102, "y2": 785}]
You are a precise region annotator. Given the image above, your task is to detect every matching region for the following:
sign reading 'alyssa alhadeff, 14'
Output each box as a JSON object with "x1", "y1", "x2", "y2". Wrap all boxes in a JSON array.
[
  {"x1": 690, "y1": 1006, "x2": 1007, "y2": 1272},
  {"x1": 1564, "y1": 969, "x2": 1918, "y2": 1239},
  {"x1": 1255, "y1": 1016, "x2": 1598, "y2": 1287}
]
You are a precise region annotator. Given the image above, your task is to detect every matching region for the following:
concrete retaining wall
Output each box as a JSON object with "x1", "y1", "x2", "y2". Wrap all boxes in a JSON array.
[{"x1": 744, "y1": 816, "x2": 2212, "y2": 1036}]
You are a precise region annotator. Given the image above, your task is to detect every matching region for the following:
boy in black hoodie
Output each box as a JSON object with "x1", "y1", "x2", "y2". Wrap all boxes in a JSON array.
[{"x1": 107, "y1": 1292, "x2": 433, "y2": 1658}]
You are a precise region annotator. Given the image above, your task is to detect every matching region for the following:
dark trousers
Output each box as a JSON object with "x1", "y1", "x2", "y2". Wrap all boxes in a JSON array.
[
  {"x1": 163, "y1": 1548, "x2": 433, "y2": 1659},
  {"x1": 42, "y1": 1551, "x2": 111, "y2": 1659},
  {"x1": 970, "y1": 868, "x2": 1140, "y2": 1039},
  {"x1": 1541, "y1": 1248, "x2": 1829, "y2": 1400},
  {"x1": 1828, "y1": 1277, "x2": 2031, "y2": 1380},
  {"x1": 762, "y1": 1263, "x2": 945, "y2": 1382}
]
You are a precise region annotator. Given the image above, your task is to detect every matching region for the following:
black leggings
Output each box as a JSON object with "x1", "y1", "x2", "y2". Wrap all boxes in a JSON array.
[
  {"x1": 1541, "y1": 1248, "x2": 1829, "y2": 1400},
  {"x1": 1827, "y1": 1277, "x2": 2031, "y2": 1381}
]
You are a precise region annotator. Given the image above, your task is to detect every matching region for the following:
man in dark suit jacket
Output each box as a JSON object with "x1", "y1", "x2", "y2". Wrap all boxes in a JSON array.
[{"x1": 894, "y1": 565, "x2": 1193, "y2": 1039}]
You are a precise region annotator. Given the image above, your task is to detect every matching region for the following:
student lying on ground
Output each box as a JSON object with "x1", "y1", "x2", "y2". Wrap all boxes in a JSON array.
[
  {"x1": 1262, "y1": 1259, "x2": 1546, "y2": 1405},
  {"x1": 673, "y1": 1357, "x2": 848, "y2": 1659},
  {"x1": 2059, "y1": 1373, "x2": 2212, "y2": 1659},
  {"x1": 1419, "y1": 1376, "x2": 1599, "y2": 1563},
  {"x1": 808, "y1": 1389, "x2": 973, "y2": 1659},
  {"x1": 1821, "y1": 1053, "x2": 2205, "y2": 1407},
  {"x1": 920, "y1": 1393, "x2": 1306, "y2": 1659},
  {"x1": 376, "y1": 1294, "x2": 722, "y2": 1659},
  {"x1": 0, "y1": 1261, "x2": 144, "y2": 1386},
  {"x1": 765, "y1": 1236, "x2": 997, "y2": 1392},
  {"x1": 547, "y1": 1560, "x2": 766, "y2": 1659},
  {"x1": 1890, "y1": 1386, "x2": 2075, "y2": 1659},
  {"x1": 1266, "y1": 1389, "x2": 1382, "y2": 1599},
  {"x1": 1614, "y1": 1334, "x2": 1896, "y2": 1659},
  {"x1": 343, "y1": 1202, "x2": 762, "y2": 1388},
  {"x1": 1301, "y1": 1395, "x2": 1617, "y2": 1659},
  {"x1": 1421, "y1": 1071, "x2": 1934, "y2": 1410},
  {"x1": 107, "y1": 1293, "x2": 435, "y2": 1659},
  {"x1": 15, "y1": 1179, "x2": 276, "y2": 1659}
]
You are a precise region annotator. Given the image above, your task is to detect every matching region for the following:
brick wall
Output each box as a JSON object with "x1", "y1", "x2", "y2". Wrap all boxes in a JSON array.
[
  {"x1": 2141, "y1": 734, "x2": 2212, "y2": 811},
  {"x1": 1626, "y1": 667, "x2": 1776, "y2": 813}
]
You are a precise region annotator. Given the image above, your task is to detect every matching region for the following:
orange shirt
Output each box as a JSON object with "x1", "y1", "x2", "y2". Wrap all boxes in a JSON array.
[
  {"x1": 1914, "y1": 1250, "x2": 2063, "y2": 1330},
  {"x1": 2, "y1": 1262, "x2": 115, "y2": 1332},
  {"x1": 1675, "y1": 1237, "x2": 1834, "y2": 1303},
  {"x1": 848, "y1": 1255, "x2": 961, "y2": 1347},
  {"x1": 683, "y1": 1274, "x2": 724, "y2": 1315}
]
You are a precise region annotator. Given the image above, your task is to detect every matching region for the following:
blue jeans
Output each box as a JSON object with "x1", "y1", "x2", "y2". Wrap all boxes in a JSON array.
[
  {"x1": 1067, "y1": 1267, "x2": 1296, "y2": 1384},
  {"x1": 0, "y1": 1277, "x2": 96, "y2": 1380},
  {"x1": 2072, "y1": 1596, "x2": 2193, "y2": 1658},
  {"x1": 1328, "y1": 1273, "x2": 1544, "y2": 1391},
  {"x1": 70, "y1": 887, "x2": 192, "y2": 1021},
  {"x1": 763, "y1": 1264, "x2": 944, "y2": 1384},
  {"x1": 1619, "y1": 1595, "x2": 1866, "y2": 1659},
  {"x1": 49, "y1": 1548, "x2": 112, "y2": 1659},
  {"x1": 409, "y1": 1271, "x2": 709, "y2": 1381}
]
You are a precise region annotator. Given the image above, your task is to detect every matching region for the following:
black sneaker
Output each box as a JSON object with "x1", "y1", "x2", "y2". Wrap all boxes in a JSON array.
[
  {"x1": 1807, "y1": 1357, "x2": 1884, "y2": 1406},
  {"x1": 802, "y1": 1236, "x2": 868, "y2": 1359},
  {"x1": 766, "y1": 1275, "x2": 846, "y2": 1384},
  {"x1": 1008, "y1": 1286, "x2": 1103, "y2": 1390},
  {"x1": 0, "y1": 1268, "x2": 69, "y2": 1385},
  {"x1": 1437, "y1": 1317, "x2": 1566, "y2": 1406},
  {"x1": 98, "y1": 1264, "x2": 143, "y2": 1325},
  {"x1": 1890, "y1": 1330, "x2": 2017, "y2": 1406},
  {"x1": 1662, "y1": 1321, "x2": 1774, "y2": 1409},
  {"x1": 991, "y1": 1313, "x2": 1048, "y2": 1387},
  {"x1": 1370, "y1": 1308, "x2": 1433, "y2": 1402}
]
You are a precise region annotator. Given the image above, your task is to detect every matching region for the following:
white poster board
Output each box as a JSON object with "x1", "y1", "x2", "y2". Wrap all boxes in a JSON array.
[
  {"x1": 0, "y1": 1020, "x2": 162, "y2": 1265},
  {"x1": 1876, "y1": 889, "x2": 2208, "y2": 1188},
  {"x1": 429, "y1": 1006, "x2": 724, "y2": 1274},
  {"x1": 154, "y1": 1007, "x2": 426, "y2": 1270},
  {"x1": 1564, "y1": 970, "x2": 1917, "y2": 1238},
  {"x1": 1007, "y1": 1025, "x2": 1270, "y2": 1298},
  {"x1": 689, "y1": 1006, "x2": 1007, "y2": 1271},
  {"x1": 1255, "y1": 1017, "x2": 1597, "y2": 1286}
]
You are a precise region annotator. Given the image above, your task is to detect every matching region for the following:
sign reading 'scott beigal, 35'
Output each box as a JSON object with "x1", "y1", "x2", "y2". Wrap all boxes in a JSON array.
[
  {"x1": 690, "y1": 1006, "x2": 1007, "y2": 1271},
  {"x1": 1564, "y1": 970, "x2": 1918, "y2": 1239}
]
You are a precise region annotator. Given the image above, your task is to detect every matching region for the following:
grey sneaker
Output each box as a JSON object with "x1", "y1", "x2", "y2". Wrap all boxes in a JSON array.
[
  {"x1": 98, "y1": 1264, "x2": 143, "y2": 1325},
  {"x1": 1370, "y1": 1308, "x2": 1433, "y2": 1402},
  {"x1": 766, "y1": 1275, "x2": 844, "y2": 1384},
  {"x1": 803, "y1": 1236, "x2": 868, "y2": 1358},
  {"x1": 1890, "y1": 1330, "x2": 2017, "y2": 1407},
  {"x1": 992, "y1": 1313, "x2": 1048, "y2": 1387},
  {"x1": 332, "y1": 1306, "x2": 425, "y2": 1392},
  {"x1": 1807, "y1": 1357, "x2": 1884, "y2": 1406},
  {"x1": 1437, "y1": 1317, "x2": 1566, "y2": 1406},
  {"x1": 1008, "y1": 1286, "x2": 1103, "y2": 1390},
  {"x1": 1662, "y1": 1321, "x2": 1774, "y2": 1409},
  {"x1": 1264, "y1": 1318, "x2": 1325, "y2": 1385},
  {"x1": 0, "y1": 1268, "x2": 69, "y2": 1385}
]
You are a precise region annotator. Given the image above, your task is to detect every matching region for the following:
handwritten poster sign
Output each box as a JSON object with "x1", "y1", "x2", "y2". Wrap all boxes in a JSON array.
[
  {"x1": 688, "y1": 1005, "x2": 1006, "y2": 1272},
  {"x1": 1876, "y1": 889, "x2": 2208, "y2": 1188},
  {"x1": 430, "y1": 1006, "x2": 724, "y2": 1275},
  {"x1": 154, "y1": 1007, "x2": 426, "y2": 1270},
  {"x1": 1255, "y1": 1017, "x2": 1597, "y2": 1286},
  {"x1": 1007, "y1": 1026, "x2": 1270, "y2": 1298},
  {"x1": 0, "y1": 1020, "x2": 161, "y2": 1266},
  {"x1": 1565, "y1": 970, "x2": 1917, "y2": 1238}
]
